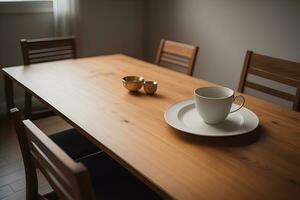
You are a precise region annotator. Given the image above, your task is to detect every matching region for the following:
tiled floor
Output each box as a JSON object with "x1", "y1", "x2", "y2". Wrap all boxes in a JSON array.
[{"x1": 0, "y1": 113, "x2": 71, "y2": 200}]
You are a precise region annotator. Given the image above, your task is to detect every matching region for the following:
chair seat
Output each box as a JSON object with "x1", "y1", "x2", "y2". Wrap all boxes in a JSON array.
[
  {"x1": 80, "y1": 153, "x2": 161, "y2": 200},
  {"x1": 49, "y1": 128, "x2": 100, "y2": 160}
]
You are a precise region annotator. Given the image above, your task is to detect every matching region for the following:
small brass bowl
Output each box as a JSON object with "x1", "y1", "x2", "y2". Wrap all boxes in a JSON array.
[
  {"x1": 144, "y1": 81, "x2": 158, "y2": 95},
  {"x1": 122, "y1": 76, "x2": 145, "y2": 92}
]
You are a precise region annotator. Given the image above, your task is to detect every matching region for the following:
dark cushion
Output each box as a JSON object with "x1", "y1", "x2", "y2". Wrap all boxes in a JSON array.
[
  {"x1": 80, "y1": 153, "x2": 161, "y2": 200},
  {"x1": 49, "y1": 128, "x2": 100, "y2": 160}
]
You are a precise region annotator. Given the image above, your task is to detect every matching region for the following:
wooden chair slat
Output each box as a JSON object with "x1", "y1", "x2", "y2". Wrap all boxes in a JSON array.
[
  {"x1": 238, "y1": 50, "x2": 300, "y2": 111},
  {"x1": 22, "y1": 36, "x2": 75, "y2": 43},
  {"x1": 249, "y1": 52, "x2": 300, "y2": 81},
  {"x1": 160, "y1": 57, "x2": 189, "y2": 68},
  {"x1": 30, "y1": 54, "x2": 73, "y2": 63},
  {"x1": 248, "y1": 67, "x2": 298, "y2": 87},
  {"x1": 29, "y1": 46, "x2": 73, "y2": 55},
  {"x1": 161, "y1": 52, "x2": 189, "y2": 63},
  {"x1": 163, "y1": 40, "x2": 196, "y2": 58},
  {"x1": 30, "y1": 55, "x2": 74, "y2": 64},
  {"x1": 30, "y1": 143, "x2": 72, "y2": 189},
  {"x1": 31, "y1": 149, "x2": 73, "y2": 199},
  {"x1": 155, "y1": 38, "x2": 198, "y2": 76},
  {"x1": 22, "y1": 37, "x2": 76, "y2": 51},
  {"x1": 29, "y1": 50, "x2": 73, "y2": 59},
  {"x1": 245, "y1": 81, "x2": 295, "y2": 101}
]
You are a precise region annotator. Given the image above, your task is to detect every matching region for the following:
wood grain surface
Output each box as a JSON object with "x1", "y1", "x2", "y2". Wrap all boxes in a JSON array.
[{"x1": 2, "y1": 54, "x2": 300, "y2": 200}]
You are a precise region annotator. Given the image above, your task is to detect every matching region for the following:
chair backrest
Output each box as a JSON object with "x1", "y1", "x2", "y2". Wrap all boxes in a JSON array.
[
  {"x1": 20, "y1": 36, "x2": 77, "y2": 65},
  {"x1": 10, "y1": 108, "x2": 96, "y2": 200},
  {"x1": 155, "y1": 38, "x2": 199, "y2": 76},
  {"x1": 238, "y1": 50, "x2": 300, "y2": 111}
]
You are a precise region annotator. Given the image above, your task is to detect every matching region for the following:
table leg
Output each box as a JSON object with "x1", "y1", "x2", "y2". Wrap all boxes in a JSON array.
[
  {"x1": 24, "y1": 92, "x2": 32, "y2": 119},
  {"x1": 4, "y1": 75, "x2": 15, "y2": 117}
]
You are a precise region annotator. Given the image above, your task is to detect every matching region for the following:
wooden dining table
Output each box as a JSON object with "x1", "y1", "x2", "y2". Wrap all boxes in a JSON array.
[{"x1": 2, "y1": 54, "x2": 300, "y2": 200}]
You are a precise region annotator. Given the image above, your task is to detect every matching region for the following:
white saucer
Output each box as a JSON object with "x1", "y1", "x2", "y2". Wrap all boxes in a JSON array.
[{"x1": 164, "y1": 99, "x2": 259, "y2": 137}]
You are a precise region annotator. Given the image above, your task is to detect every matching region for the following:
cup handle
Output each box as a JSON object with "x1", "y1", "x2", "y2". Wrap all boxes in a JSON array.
[{"x1": 230, "y1": 95, "x2": 245, "y2": 113}]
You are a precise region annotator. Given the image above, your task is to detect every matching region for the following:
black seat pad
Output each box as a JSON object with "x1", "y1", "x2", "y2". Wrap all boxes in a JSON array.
[
  {"x1": 49, "y1": 128, "x2": 100, "y2": 160},
  {"x1": 80, "y1": 153, "x2": 161, "y2": 200}
]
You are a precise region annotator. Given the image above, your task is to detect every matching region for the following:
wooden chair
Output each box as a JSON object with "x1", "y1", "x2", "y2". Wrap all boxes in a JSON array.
[
  {"x1": 20, "y1": 36, "x2": 77, "y2": 65},
  {"x1": 11, "y1": 107, "x2": 100, "y2": 158},
  {"x1": 238, "y1": 50, "x2": 300, "y2": 111},
  {"x1": 20, "y1": 36, "x2": 77, "y2": 119},
  {"x1": 10, "y1": 108, "x2": 160, "y2": 200},
  {"x1": 155, "y1": 38, "x2": 199, "y2": 76}
]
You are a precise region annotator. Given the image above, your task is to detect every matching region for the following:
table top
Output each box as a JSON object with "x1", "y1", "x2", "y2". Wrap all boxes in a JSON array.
[{"x1": 2, "y1": 54, "x2": 300, "y2": 200}]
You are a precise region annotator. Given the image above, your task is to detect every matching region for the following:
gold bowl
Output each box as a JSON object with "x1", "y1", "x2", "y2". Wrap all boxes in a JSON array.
[
  {"x1": 144, "y1": 81, "x2": 158, "y2": 95},
  {"x1": 122, "y1": 76, "x2": 145, "y2": 92}
]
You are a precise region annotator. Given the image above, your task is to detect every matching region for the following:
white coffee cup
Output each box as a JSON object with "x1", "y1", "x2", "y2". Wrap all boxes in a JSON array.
[{"x1": 194, "y1": 86, "x2": 245, "y2": 124}]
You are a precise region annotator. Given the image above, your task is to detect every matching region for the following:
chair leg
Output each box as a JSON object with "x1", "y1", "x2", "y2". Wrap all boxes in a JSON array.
[
  {"x1": 25, "y1": 171, "x2": 39, "y2": 200},
  {"x1": 25, "y1": 91, "x2": 32, "y2": 119},
  {"x1": 4, "y1": 75, "x2": 15, "y2": 118},
  {"x1": 10, "y1": 108, "x2": 39, "y2": 200}
]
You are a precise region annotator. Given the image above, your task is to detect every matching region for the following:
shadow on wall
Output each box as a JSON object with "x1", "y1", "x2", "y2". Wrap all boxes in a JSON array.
[{"x1": 144, "y1": 0, "x2": 300, "y2": 110}]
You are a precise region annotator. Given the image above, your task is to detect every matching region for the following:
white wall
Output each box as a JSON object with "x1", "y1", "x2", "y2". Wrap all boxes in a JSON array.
[
  {"x1": 78, "y1": 0, "x2": 145, "y2": 58},
  {"x1": 0, "y1": 1, "x2": 55, "y2": 113},
  {"x1": 144, "y1": 0, "x2": 300, "y2": 108},
  {"x1": 1, "y1": 0, "x2": 299, "y2": 112}
]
